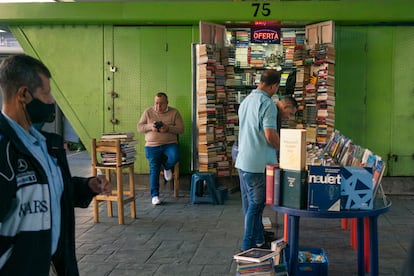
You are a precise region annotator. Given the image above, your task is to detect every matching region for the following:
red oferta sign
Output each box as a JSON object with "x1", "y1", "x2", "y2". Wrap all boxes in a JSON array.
[{"x1": 251, "y1": 27, "x2": 280, "y2": 44}]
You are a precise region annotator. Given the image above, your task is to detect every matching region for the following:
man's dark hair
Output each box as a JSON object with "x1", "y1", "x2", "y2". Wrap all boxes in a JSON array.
[
  {"x1": 260, "y1": 69, "x2": 281, "y2": 86},
  {"x1": 156, "y1": 92, "x2": 168, "y2": 101},
  {"x1": 280, "y1": 96, "x2": 298, "y2": 109},
  {"x1": 0, "y1": 54, "x2": 51, "y2": 100}
]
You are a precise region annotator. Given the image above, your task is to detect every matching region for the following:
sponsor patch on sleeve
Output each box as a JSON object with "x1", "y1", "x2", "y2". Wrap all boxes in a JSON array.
[{"x1": 16, "y1": 171, "x2": 37, "y2": 187}]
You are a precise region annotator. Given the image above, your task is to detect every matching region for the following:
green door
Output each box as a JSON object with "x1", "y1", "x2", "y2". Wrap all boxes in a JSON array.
[
  {"x1": 112, "y1": 26, "x2": 193, "y2": 173},
  {"x1": 335, "y1": 26, "x2": 368, "y2": 145},
  {"x1": 388, "y1": 27, "x2": 414, "y2": 175},
  {"x1": 336, "y1": 26, "x2": 414, "y2": 176},
  {"x1": 365, "y1": 27, "x2": 393, "y2": 167}
]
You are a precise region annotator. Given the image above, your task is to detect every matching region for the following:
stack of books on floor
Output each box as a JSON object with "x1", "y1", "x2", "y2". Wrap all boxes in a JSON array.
[
  {"x1": 234, "y1": 248, "x2": 286, "y2": 276},
  {"x1": 100, "y1": 132, "x2": 137, "y2": 165}
]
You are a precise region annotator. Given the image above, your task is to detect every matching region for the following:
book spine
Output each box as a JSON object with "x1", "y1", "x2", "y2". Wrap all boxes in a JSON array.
[
  {"x1": 273, "y1": 166, "x2": 281, "y2": 206},
  {"x1": 266, "y1": 164, "x2": 279, "y2": 205}
]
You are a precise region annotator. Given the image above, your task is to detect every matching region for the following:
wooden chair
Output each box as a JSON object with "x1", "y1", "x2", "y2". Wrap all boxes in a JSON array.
[
  {"x1": 91, "y1": 138, "x2": 136, "y2": 224},
  {"x1": 160, "y1": 162, "x2": 180, "y2": 197}
]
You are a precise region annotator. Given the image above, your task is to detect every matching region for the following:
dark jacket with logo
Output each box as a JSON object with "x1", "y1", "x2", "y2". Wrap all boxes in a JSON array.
[{"x1": 0, "y1": 113, "x2": 96, "y2": 275}]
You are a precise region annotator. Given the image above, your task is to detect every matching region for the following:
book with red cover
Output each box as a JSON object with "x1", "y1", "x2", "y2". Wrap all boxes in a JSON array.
[{"x1": 266, "y1": 164, "x2": 280, "y2": 205}]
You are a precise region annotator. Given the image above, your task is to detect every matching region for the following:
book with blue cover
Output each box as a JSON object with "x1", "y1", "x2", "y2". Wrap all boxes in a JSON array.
[
  {"x1": 340, "y1": 166, "x2": 373, "y2": 210},
  {"x1": 307, "y1": 165, "x2": 341, "y2": 211}
]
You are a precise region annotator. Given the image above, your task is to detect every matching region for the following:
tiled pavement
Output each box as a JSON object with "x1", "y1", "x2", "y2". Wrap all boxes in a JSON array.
[{"x1": 68, "y1": 150, "x2": 414, "y2": 276}]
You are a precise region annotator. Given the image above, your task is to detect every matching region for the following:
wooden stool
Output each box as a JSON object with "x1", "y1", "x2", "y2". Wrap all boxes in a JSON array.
[
  {"x1": 91, "y1": 138, "x2": 136, "y2": 225},
  {"x1": 160, "y1": 162, "x2": 180, "y2": 197}
]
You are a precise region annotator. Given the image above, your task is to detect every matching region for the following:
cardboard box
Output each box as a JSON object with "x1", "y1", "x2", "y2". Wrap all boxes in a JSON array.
[
  {"x1": 341, "y1": 166, "x2": 374, "y2": 210},
  {"x1": 307, "y1": 166, "x2": 341, "y2": 211},
  {"x1": 280, "y1": 129, "x2": 307, "y2": 171},
  {"x1": 281, "y1": 169, "x2": 307, "y2": 209}
]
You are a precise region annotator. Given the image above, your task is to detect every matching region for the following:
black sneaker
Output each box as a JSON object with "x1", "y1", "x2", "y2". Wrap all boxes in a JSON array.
[
  {"x1": 264, "y1": 231, "x2": 275, "y2": 242},
  {"x1": 256, "y1": 242, "x2": 271, "y2": 250}
]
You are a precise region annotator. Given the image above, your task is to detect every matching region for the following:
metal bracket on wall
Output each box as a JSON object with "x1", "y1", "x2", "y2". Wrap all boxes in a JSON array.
[
  {"x1": 105, "y1": 62, "x2": 120, "y2": 128},
  {"x1": 110, "y1": 91, "x2": 119, "y2": 125}
]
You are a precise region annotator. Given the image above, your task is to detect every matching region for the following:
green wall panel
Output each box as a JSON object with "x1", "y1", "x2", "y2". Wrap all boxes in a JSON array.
[
  {"x1": 336, "y1": 26, "x2": 414, "y2": 175},
  {"x1": 389, "y1": 28, "x2": 414, "y2": 175},
  {"x1": 165, "y1": 27, "x2": 194, "y2": 175},
  {"x1": 112, "y1": 26, "x2": 142, "y2": 170},
  {"x1": 335, "y1": 26, "x2": 367, "y2": 144},
  {"x1": 11, "y1": 25, "x2": 105, "y2": 152},
  {"x1": 365, "y1": 27, "x2": 393, "y2": 159}
]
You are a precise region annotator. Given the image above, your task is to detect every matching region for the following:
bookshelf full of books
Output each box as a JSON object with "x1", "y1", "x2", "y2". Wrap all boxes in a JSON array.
[
  {"x1": 194, "y1": 25, "x2": 336, "y2": 176},
  {"x1": 196, "y1": 44, "x2": 232, "y2": 176}
]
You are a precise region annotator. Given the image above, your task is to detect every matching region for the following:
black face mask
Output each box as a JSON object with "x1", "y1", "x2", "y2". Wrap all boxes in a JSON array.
[{"x1": 26, "y1": 98, "x2": 56, "y2": 123}]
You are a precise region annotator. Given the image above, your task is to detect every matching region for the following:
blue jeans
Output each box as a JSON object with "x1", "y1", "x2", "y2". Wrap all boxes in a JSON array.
[
  {"x1": 145, "y1": 143, "x2": 180, "y2": 197},
  {"x1": 232, "y1": 143, "x2": 248, "y2": 216},
  {"x1": 238, "y1": 169, "x2": 266, "y2": 251}
]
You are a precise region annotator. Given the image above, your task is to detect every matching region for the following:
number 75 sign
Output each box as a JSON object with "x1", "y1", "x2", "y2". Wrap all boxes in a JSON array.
[{"x1": 251, "y1": 3, "x2": 271, "y2": 17}]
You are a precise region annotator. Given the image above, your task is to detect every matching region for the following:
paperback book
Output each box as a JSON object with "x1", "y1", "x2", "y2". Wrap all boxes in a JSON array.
[
  {"x1": 101, "y1": 132, "x2": 134, "y2": 140},
  {"x1": 236, "y1": 259, "x2": 274, "y2": 275},
  {"x1": 233, "y1": 248, "x2": 278, "y2": 263}
]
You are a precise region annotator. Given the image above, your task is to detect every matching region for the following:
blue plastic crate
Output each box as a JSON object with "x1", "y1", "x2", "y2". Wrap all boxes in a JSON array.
[{"x1": 298, "y1": 247, "x2": 328, "y2": 276}]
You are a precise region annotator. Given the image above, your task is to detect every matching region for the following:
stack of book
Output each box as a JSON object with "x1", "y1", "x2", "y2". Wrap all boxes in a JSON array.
[
  {"x1": 313, "y1": 44, "x2": 335, "y2": 145},
  {"x1": 250, "y1": 44, "x2": 265, "y2": 68},
  {"x1": 215, "y1": 64, "x2": 226, "y2": 104},
  {"x1": 234, "y1": 248, "x2": 279, "y2": 276},
  {"x1": 221, "y1": 46, "x2": 235, "y2": 67},
  {"x1": 224, "y1": 92, "x2": 238, "y2": 144},
  {"x1": 196, "y1": 44, "x2": 233, "y2": 175},
  {"x1": 221, "y1": 51, "x2": 236, "y2": 86},
  {"x1": 197, "y1": 44, "x2": 217, "y2": 172},
  {"x1": 304, "y1": 82, "x2": 317, "y2": 105},
  {"x1": 293, "y1": 66, "x2": 305, "y2": 111},
  {"x1": 215, "y1": 64, "x2": 230, "y2": 175},
  {"x1": 235, "y1": 31, "x2": 249, "y2": 68},
  {"x1": 281, "y1": 28, "x2": 296, "y2": 67},
  {"x1": 100, "y1": 132, "x2": 137, "y2": 165}
]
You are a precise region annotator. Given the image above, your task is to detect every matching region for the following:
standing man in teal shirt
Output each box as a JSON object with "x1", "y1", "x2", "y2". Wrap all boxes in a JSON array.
[{"x1": 235, "y1": 69, "x2": 281, "y2": 251}]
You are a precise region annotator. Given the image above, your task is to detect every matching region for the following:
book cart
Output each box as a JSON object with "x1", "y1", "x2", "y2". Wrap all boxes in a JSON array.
[
  {"x1": 272, "y1": 199, "x2": 391, "y2": 276},
  {"x1": 268, "y1": 129, "x2": 390, "y2": 276}
]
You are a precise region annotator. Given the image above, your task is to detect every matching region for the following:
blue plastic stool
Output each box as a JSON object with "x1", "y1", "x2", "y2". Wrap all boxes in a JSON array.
[{"x1": 190, "y1": 172, "x2": 228, "y2": 204}]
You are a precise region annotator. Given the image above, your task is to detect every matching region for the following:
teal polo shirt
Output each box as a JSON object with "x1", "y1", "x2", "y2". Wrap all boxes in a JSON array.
[{"x1": 235, "y1": 89, "x2": 278, "y2": 173}]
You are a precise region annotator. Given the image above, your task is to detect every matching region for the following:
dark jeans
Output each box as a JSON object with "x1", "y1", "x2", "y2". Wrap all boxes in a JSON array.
[
  {"x1": 145, "y1": 143, "x2": 179, "y2": 197},
  {"x1": 238, "y1": 169, "x2": 266, "y2": 251},
  {"x1": 232, "y1": 142, "x2": 248, "y2": 215}
]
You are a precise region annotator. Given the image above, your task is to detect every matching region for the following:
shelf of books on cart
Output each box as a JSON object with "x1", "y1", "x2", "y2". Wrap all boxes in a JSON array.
[
  {"x1": 99, "y1": 132, "x2": 137, "y2": 165},
  {"x1": 318, "y1": 129, "x2": 388, "y2": 209},
  {"x1": 266, "y1": 129, "x2": 388, "y2": 213}
]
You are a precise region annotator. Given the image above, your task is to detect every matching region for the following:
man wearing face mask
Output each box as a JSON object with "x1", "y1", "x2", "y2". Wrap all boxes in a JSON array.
[{"x1": 0, "y1": 54, "x2": 111, "y2": 275}]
